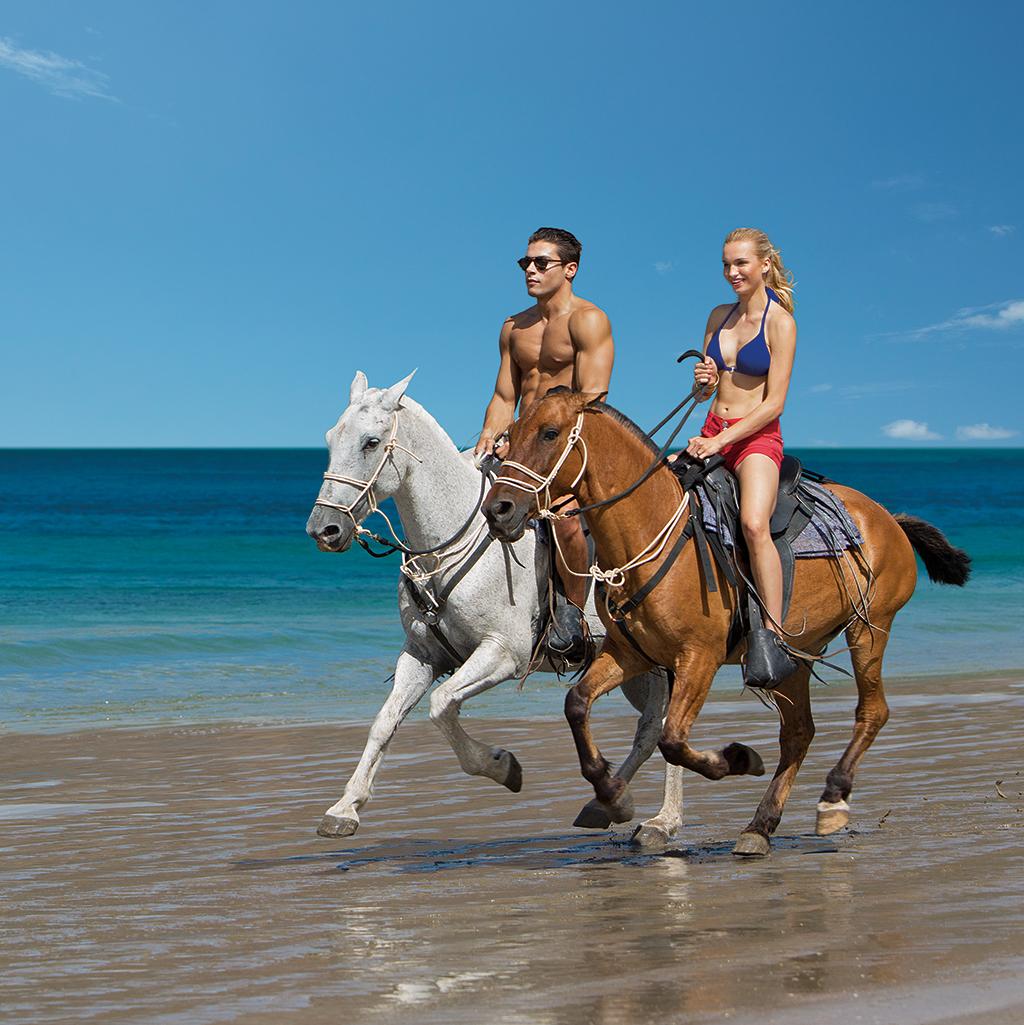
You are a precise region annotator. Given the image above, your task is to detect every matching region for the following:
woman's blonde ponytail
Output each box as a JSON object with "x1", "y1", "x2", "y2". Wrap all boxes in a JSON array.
[{"x1": 724, "y1": 227, "x2": 795, "y2": 313}]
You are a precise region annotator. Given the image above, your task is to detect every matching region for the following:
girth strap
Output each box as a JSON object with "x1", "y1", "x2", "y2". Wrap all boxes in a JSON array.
[
  {"x1": 595, "y1": 580, "x2": 664, "y2": 668},
  {"x1": 609, "y1": 518, "x2": 696, "y2": 619},
  {"x1": 402, "y1": 576, "x2": 465, "y2": 667}
]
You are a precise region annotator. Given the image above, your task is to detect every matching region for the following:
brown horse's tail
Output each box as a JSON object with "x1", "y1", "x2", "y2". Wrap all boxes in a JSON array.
[{"x1": 894, "y1": 514, "x2": 971, "y2": 586}]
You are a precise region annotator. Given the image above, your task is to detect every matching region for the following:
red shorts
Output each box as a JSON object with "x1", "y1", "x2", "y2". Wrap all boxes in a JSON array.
[{"x1": 701, "y1": 411, "x2": 784, "y2": 473}]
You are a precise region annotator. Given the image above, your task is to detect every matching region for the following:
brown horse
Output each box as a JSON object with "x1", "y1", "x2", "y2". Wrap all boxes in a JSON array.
[{"x1": 483, "y1": 390, "x2": 970, "y2": 856}]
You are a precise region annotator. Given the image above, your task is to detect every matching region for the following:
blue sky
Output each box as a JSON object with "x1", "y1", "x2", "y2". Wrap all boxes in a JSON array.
[{"x1": 1, "y1": 2, "x2": 1021, "y2": 448}]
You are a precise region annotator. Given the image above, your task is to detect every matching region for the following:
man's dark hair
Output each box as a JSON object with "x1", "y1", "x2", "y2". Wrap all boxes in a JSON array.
[{"x1": 528, "y1": 227, "x2": 581, "y2": 267}]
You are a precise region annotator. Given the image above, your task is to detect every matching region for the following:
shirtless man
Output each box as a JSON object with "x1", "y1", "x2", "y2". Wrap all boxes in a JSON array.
[{"x1": 474, "y1": 227, "x2": 615, "y2": 661}]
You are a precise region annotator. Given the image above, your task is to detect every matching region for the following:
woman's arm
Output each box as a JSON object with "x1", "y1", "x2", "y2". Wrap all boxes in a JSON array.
[{"x1": 694, "y1": 306, "x2": 728, "y2": 399}]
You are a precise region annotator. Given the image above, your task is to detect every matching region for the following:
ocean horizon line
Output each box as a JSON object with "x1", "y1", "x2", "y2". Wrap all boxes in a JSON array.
[{"x1": 3, "y1": 444, "x2": 1023, "y2": 453}]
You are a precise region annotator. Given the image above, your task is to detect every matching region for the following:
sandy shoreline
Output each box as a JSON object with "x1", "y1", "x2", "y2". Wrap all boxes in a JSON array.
[{"x1": 3, "y1": 673, "x2": 1023, "y2": 1024}]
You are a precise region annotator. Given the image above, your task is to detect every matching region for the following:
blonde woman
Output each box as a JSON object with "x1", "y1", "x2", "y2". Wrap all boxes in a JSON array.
[{"x1": 685, "y1": 228, "x2": 797, "y2": 685}]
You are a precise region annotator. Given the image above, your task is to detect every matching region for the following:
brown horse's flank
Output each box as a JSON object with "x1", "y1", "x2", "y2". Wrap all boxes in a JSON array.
[{"x1": 483, "y1": 390, "x2": 970, "y2": 852}]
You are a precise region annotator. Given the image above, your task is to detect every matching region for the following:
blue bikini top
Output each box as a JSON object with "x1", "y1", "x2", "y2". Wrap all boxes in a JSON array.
[{"x1": 706, "y1": 287, "x2": 778, "y2": 377}]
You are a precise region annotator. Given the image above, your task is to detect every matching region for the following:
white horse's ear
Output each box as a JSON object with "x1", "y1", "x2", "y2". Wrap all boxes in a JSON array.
[
  {"x1": 381, "y1": 370, "x2": 416, "y2": 410},
  {"x1": 349, "y1": 371, "x2": 369, "y2": 404}
]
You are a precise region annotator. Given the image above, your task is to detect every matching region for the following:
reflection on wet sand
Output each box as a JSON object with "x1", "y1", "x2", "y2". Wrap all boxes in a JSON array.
[{"x1": 2, "y1": 673, "x2": 1023, "y2": 1024}]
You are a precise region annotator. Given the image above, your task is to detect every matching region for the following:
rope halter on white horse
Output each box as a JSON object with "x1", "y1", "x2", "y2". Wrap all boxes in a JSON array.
[
  {"x1": 492, "y1": 412, "x2": 587, "y2": 516},
  {"x1": 314, "y1": 413, "x2": 421, "y2": 545}
]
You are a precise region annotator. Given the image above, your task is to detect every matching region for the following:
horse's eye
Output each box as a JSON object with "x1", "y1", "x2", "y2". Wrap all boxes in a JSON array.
[
  {"x1": 364, "y1": 437, "x2": 381, "y2": 451},
  {"x1": 541, "y1": 427, "x2": 559, "y2": 442}
]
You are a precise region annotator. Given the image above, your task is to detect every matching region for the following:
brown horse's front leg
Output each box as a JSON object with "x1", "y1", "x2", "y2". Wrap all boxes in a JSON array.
[
  {"x1": 659, "y1": 647, "x2": 766, "y2": 780},
  {"x1": 564, "y1": 648, "x2": 642, "y2": 823}
]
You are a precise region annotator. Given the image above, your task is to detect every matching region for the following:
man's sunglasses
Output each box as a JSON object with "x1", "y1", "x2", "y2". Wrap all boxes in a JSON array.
[{"x1": 517, "y1": 256, "x2": 565, "y2": 272}]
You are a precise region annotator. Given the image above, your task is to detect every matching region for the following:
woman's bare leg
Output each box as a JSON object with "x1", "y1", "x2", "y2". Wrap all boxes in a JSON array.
[{"x1": 736, "y1": 453, "x2": 784, "y2": 633}]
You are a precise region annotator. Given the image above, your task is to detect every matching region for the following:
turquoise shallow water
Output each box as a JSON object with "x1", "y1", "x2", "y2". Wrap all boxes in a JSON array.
[{"x1": 0, "y1": 448, "x2": 1021, "y2": 731}]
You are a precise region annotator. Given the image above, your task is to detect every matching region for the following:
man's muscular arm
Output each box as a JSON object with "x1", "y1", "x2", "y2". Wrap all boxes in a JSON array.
[
  {"x1": 570, "y1": 307, "x2": 615, "y2": 395},
  {"x1": 475, "y1": 318, "x2": 521, "y2": 457}
]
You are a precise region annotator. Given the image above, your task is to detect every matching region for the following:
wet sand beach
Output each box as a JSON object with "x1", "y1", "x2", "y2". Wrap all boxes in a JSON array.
[{"x1": 3, "y1": 672, "x2": 1023, "y2": 1025}]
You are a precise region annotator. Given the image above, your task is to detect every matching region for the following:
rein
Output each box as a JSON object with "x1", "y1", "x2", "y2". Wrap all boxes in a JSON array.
[
  {"x1": 555, "y1": 348, "x2": 707, "y2": 518},
  {"x1": 491, "y1": 350, "x2": 711, "y2": 620},
  {"x1": 494, "y1": 349, "x2": 708, "y2": 523}
]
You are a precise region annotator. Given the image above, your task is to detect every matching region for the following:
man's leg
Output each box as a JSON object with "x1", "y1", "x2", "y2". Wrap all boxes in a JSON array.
[
  {"x1": 552, "y1": 499, "x2": 588, "y2": 608},
  {"x1": 547, "y1": 497, "x2": 588, "y2": 663}
]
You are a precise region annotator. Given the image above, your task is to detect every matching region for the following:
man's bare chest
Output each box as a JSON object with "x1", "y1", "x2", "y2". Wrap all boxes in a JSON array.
[{"x1": 510, "y1": 323, "x2": 574, "y2": 374}]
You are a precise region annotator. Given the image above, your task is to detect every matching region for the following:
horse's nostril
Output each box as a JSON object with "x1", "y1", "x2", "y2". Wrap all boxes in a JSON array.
[
  {"x1": 494, "y1": 500, "x2": 514, "y2": 520},
  {"x1": 321, "y1": 524, "x2": 341, "y2": 537}
]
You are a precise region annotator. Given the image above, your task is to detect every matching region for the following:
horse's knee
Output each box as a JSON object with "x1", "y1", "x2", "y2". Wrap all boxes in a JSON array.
[
  {"x1": 565, "y1": 685, "x2": 587, "y2": 727},
  {"x1": 428, "y1": 687, "x2": 454, "y2": 725},
  {"x1": 658, "y1": 733, "x2": 687, "y2": 767},
  {"x1": 854, "y1": 701, "x2": 889, "y2": 734}
]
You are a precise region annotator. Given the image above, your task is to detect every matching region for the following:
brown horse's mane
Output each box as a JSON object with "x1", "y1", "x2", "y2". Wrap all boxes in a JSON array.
[{"x1": 588, "y1": 402, "x2": 661, "y2": 458}]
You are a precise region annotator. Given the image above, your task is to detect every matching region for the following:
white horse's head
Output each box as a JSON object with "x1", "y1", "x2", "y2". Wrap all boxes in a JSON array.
[{"x1": 306, "y1": 370, "x2": 416, "y2": 552}]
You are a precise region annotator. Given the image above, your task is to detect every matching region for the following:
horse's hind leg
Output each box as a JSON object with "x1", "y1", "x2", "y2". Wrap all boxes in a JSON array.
[
  {"x1": 318, "y1": 648, "x2": 438, "y2": 838},
  {"x1": 734, "y1": 666, "x2": 815, "y2": 857},
  {"x1": 428, "y1": 638, "x2": 523, "y2": 791},
  {"x1": 566, "y1": 648, "x2": 644, "y2": 824},
  {"x1": 816, "y1": 615, "x2": 894, "y2": 835}
]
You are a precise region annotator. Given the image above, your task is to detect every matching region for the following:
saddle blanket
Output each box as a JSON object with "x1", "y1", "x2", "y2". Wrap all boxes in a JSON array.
[{"x1": 697, "y1": 479, "x2": 863, "y2": 558}]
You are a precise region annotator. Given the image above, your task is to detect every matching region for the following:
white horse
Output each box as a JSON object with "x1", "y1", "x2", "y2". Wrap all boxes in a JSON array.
[{"x1": 305, "y1": 370, "x2": 685, "y2": 845}]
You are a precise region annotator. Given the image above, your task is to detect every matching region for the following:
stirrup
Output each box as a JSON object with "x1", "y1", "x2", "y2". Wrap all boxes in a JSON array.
[
  {"x1": 743, "y1": 628, "x2": 798, "y2": 690},
  {"x1": 545, "y1": 596, "x2": 588, "y2": 668}
]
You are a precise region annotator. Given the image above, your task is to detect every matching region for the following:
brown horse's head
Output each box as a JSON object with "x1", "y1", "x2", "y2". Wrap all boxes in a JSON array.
[{"x1": 483, "y1": 388, "x2": 603, "y2": 541}]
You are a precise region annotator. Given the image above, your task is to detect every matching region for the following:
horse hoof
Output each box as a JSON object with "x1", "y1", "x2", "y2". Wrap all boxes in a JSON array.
[
  {"x1": 631, "y1": 823, "x2": 670, "y2": 849},
  {"x1": 502, "y1": 752, "x2": 523, "y2": 793},
  {"x1": 602, "y1": 788, "x2": 635, "y2": 824},
  {"x1": 317, "y1": 814, "x2": 359, "y2": 838},
  {"x1": 816, "y1": 799, "x2": 850, "y2": 835},
  {"x1": 573, "y1": 799, "x2": 612, "y2": 830},
  {"x1": 723, "y1": 742, "x2": 766, "y2": 777},
  {"x1": 733, "y1": 832, "x2": 771, "y2": 857}
]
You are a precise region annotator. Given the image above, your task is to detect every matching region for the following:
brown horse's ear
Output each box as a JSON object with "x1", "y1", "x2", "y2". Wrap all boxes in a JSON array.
[{"x1": 582, "y1": 391, "x2": 608, "y2": 411}]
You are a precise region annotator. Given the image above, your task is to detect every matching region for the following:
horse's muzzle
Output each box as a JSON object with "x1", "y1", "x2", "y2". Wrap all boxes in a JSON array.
[
  {"x1": 483, "y1": 494, "x2": 529, "y2": 542},
  {"x1": 306, "y1": 513, "x2": 354, "y2": 553}
]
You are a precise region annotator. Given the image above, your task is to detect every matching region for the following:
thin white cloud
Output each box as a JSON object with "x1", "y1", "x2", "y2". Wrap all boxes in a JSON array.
[
  {"x1": 958, "y1": 300, "x2": 1024, "y2": 329},
  {"x1": 956, "y1": 423, "x2": 1018, "y2": 441},
  {"x1": 809, "y1": 383, "x2": 833, "y2": 394},
  {"x1": 896, "y1": 299, "x2": 1024, "y2": 338},
  {"x1": 913, "y1": 201, "x2": 957, "y2": 223},
  {"x1": 872, "y1": 174, "x2": 924, "y2": 191},
  {"x1": 0, "y1": 36, "x2": 116, "y2": 101},
  {"x1": 653, "y1": 261, "x2": 673, "y2": 275},
  {"x1": 840, "y1": 381, "x2": 917, "y2": 401},
  {"x1": 882, "y1": 420, "x2": 941, "y2": 441},
  {"x1": 989, "y1": 224, "x2": 1016, "y2": 237}
]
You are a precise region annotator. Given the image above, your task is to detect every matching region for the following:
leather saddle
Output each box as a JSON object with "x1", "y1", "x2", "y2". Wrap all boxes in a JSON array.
[{"x1": 674, "y1": 453, "x2": 816, "y2": 641}]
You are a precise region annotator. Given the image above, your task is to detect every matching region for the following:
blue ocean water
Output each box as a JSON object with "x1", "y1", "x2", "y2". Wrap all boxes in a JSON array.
[{"x1": 1, "y1": 449, "x2": 1021, "y2": 732}]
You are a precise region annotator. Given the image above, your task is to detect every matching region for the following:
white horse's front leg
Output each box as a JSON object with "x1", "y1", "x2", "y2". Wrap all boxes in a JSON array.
[
  {"x1": 317, "y1": 649, "x2": 437, "y2": 838},
  {"x1": 428, "y1": 637, "x2": 523, "y2": 791}
]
